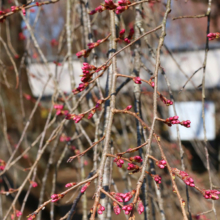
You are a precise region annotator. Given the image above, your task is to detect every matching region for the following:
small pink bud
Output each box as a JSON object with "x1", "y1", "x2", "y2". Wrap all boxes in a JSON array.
[{"x1": 126, "y1": 105, "x2": 132, "y2": 110}]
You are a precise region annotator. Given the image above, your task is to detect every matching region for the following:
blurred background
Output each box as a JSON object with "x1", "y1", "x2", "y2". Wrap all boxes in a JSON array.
[{"x1": 0, "y1": 0, "x2": 220, "y2": 220}]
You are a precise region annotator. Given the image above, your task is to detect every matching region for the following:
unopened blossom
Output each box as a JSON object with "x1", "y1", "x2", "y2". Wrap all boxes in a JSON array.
[
  {"x1": 95, "y1": 5, "x2": 106, "y2": 13},
  {"x1": 118, "y1": 0, "x2": 131, "y2": 5},
  {"x1": 111, "y1": 192, "x2": 123, "y2": 202},
  {"x1": 82, "y1": 62, "x2": 97, "y2": 71},
  {"x1": 76, "y1": 49, "x2": 92, "y2": 58},
  {"x1": 59, "y1": 134, "x2": 71, "y2": 142},
  {"x1": 159, "y1": 94, "x2": 173, "y2": 106},
  {"x1": 51, "y1": 193, "x2": 64, "y2": 202},
  {"x1": 129, "y1": 156, "x2": 143, "y2": 163},
  {"x1": 153, "y1": 175, "x2": 162, "y2": 184},
  {"x1": 30, "y1": 181, "x2": 38, "y2": 188},
  {"x1": 125, "y1": 105, "x2": 132, "y2": 110},
  {"x1": 22, "y1": 8, "x2": 25, "y2": 16},
  {"x1": 65, "y1": 182, "x2": 77, "y2": 188},
  {"x1": 72, "y1": 82, "x2": 89, "y2": 94},
  {"x1": 203, "y1": 189, "x2": 220, "y2": 200},
  {"x1": 172, "y1": 168, "x2": 195, "y2": 187},
  {"x1": 97, "y1": 204, "x2": 105, "y2": 214},
  {"x1": 120, "y1": 190, "x2": 136, "y2": 202},
  {"x1": 72, "y1": 114, "x2": 84, "y2": 123},
  {"x1": 116, "y1": 5, "x2": 129, "y2": 14},
  {"x1": 104, "y1": 0, "x2": 117, "y2": 10},
  {"x1": 0, "y1": 159, "x2": 6, "y2": 171},
  {"x1": 88, "y1": 109, "x2": 96, "y2": 119},
  {"x1": 11, "y1": 6, "x2": 19, "y2": 12},
  {"x1": 51, "y1": 39, "x2": 58, "y2": 47},
  {"x1": 156, "y1": 159, "x2": 167, "y2": 169},
  {"x1": 113, "y1": 201, "x2": 121, "y2": 215},
  {"x1": 81, "y1": 182, "x2": 91, "y2": 193},
  {"x1": 19, "y1": 32, "x2": 26, "y2": 40},
  {"x1": 181, "y1": 120, "x2": 191, "y2": 128},
  {"x1": 122, "y1": 204, "x2": 133, "y2": 215},
  {"x1": 11, "y1": 210, "x2": 22, "y2": 219},
  {"x1": 54, "y1": 104, "x2": 63, "y2": 110},
  {"x1": 114, "y1": 157, "x2": 124, "y2": 167},
  {"x1": 124, "y1": 28, "x2": 134, "y2": 43},
  {"x1": 207, "y1": 32, "x2": 220, "y2": 41},
  {"x1": 133, "y1": 76, "x2": 142, "y2": 84},
  {"x1": 27, "y1": 213, "x2": 36, "y2": 220},
  {"x1": 137, "y1": 198, "x2": 144, "y2": 214},
  {"x1": 119, "y1": 29, "x2": 125, "y2": 38},
  {"x1": 127, "y1": 163, "x2": 137, "y2": 170}
]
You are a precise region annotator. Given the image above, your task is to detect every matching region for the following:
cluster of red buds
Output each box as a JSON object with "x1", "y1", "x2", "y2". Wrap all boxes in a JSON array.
[
  {"x1": 172, "y1": 168, "x2": 195, "y2": 187},
  {"x1": 51, "y1": 193, "x2": 65, "y2": 202},
  {"x1": 111, "y1": 192, "x2": 123, "y2": 202},
  {"x1": 159, "y1": 94, "x2": 173, "y2": 106},
  {"x1": 113, "y1": 157, "x2": 124, "y2": 167},
  {"x1": 127, "y1": 163, "x2": 140, "y2": 172},
  {"x1": 11, "y1": 6, "x2": 26, "y2": 16},
  {"x1": 19, "y1": 32, "x2": 26, "y2": 40},
  {"x1": 81, "y1": 182, "x2": 91, "y2": 193},
  {"x1": 203, "y1": 189, "x2": 220, "y2": 200},
  {"x1": 10, "y1": 210, "x2": 22, "y2": 220},
  {"x1": 65, "y1": 182, "x2": 77, "y2": 188},
  {"x1": 80, "y1": 63, "x2": 101, "y2": 83},
  {"x1": 29, "y1": 180, "x2": 38, "y2": 188},
  {"x1": 0, "y1": 159, "x2": 5, "y2": 171},
  {"x1": 120, "y1": 190, "x2": 136, "y2": 202},
  {"x1": 113, "y1": 201, "x2": 121, "y2": 215},
  {"x1": 165, "y1": 116, "x2": 191, "y2": 128},
  {"x1": 152, "y1": 174, "x2": 162, "y2": 184},
  {"x1": 59, "y1": 134, "x2": 71, "y2": 142},
  {"x1": 137, "y1": 198, "x2": 144, "y2": 214},
  {"x1": 76, "y1": 34, "x2": 110, "y2": 58},
  {"x1": 51, "y1": 39, "x2": 58, "y2": 47},
  {"x1": 27, "y1": 213, "x2": 37, "y2": 220},
  {"x1": 207, "y1": 32, "x2": 220, "y2": 41},
  {"x1": 181, "y1": 120, "x2": 191, "y2": 128},
  {"x1": 97, "y1": 204, "x2": 106, "y2": 214},
  {"x1": 115, "y1": 28, "x2": 135, "y2": 44},
  {"x1": 66, "y1": 99, "x2": 104, "y2": 122},
  {"x1": 133, "y1": 76, "x2": 142, "y2": 84},
  {"x1": 72, "y1": 82, "x2": 89, "y2": 95},
  {"x1": 156, "y1": 159, "x2": 166, "y2": 169},
  {"x1": 72, "y1": 114, "x2": 85, "y2": 123},
  {"x1": 89, "y1": 0, "x2": 132, "y2": 15},
  {"x1": 129, "y1": 156, "x2": 143, "y2": 163},
  {"x1": 73, "y1": 63, "x2": 107, "y2": 95},
  {"x1": 54, "y1": 104, "x2": 68, "y2": 116},
  {"x1": 122, "y1": 203, "x2": 133, "y2": 215}
]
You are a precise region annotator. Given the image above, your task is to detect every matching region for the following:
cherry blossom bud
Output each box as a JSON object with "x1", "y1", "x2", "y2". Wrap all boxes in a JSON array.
[
  {"x1": 113, "y1": 202, "x2": 121, "y2": 215},
  {"x1": 30, "y1": 181, "x2": 38, "y2": 188},
  {"x1": 156, "y1": 160, "x2": 167, "y2": 169},
  {"x1": 137, "y1": 198, "x2": 144, "y2": 214},
  {"x1": 54, "y1": 104, "x2": 63, "y2": 110},
  {"x1": 81, "y1": 182, "x2": 91, "y2": 193},
  {"x1": 133, "y1": 76, "x2": 142, "y2": 84},
  {"x1": 153, "y1": 175, "x2": 162, "y2": 184},
  {"x1": 65, "y1": 182, "x2": 77, "y2": 188},
  {"x1": 126, "y1": 105, "x2": 132, "y2": 110}
]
